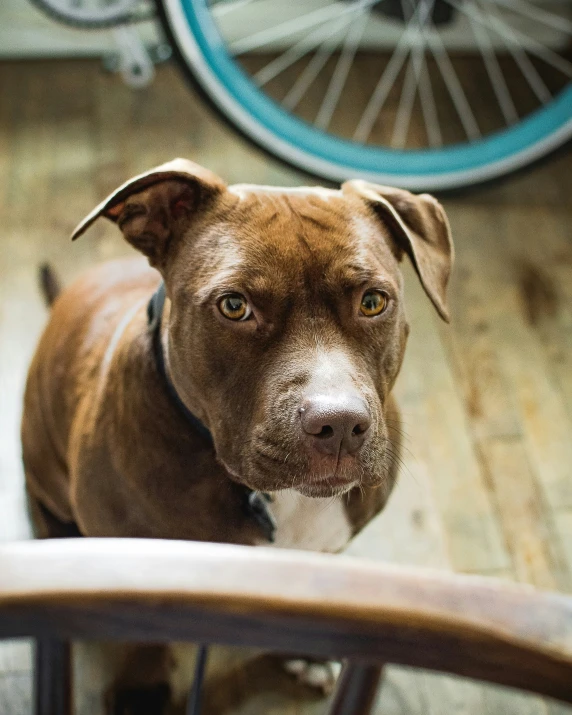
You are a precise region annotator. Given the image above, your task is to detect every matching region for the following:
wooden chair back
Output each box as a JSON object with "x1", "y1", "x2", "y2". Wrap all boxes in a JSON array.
[{"x1": 1, "y1": 538, "x2": 571, "y2": 714}]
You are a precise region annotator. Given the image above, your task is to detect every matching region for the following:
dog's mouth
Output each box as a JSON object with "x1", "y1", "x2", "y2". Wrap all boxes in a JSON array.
[
  {"x1": 222, "y1": 446, "x2": 381, "y2": 498},
  {"x1": 224, "y1": 463, "x2": 356, "y2": 498},
  {"x1": 293, "y1": 452, "x2": 360, "y2": 497}
]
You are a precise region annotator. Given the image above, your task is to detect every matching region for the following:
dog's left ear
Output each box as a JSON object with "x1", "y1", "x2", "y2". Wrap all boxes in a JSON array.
[
  {"x1": 342, "y1": 180, "x2": 454, "y2": 322},
  {"x1": 71, "y1": 158, "x2": 226, "y2": 270}
]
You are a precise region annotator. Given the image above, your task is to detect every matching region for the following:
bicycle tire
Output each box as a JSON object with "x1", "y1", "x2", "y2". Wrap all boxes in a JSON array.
[{"x1": 156, "y1": 0, "x2": 572, "y2": 191}]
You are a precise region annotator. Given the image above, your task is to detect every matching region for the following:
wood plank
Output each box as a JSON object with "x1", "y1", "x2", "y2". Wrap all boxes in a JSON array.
[
  {"x1": 480, "y1": 210, "x2": 572, "y2": 512},
  {"x1": 397, "y1": 266, "x2": 510, "y2": 574},
  {"x1": 436, "y1": 242, "x2": 523, "y2": 445},
  {"x1": 481, "y1": 437, "x2": 566, "y2": 591},
  {"x1": 504, "y1": 207, "x2": 572, "y2": 427},
  {"x1": 434, "y1": 207, "x2": 569, "y2": 589},
  {"x1": 443, "y1": 203, "x2": 572, "y2": 592},
  {"x1": 498, "y1": 206, "x2": 572, "y2": 591}
]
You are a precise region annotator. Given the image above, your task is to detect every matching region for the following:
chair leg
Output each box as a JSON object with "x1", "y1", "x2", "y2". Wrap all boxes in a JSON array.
[
  {"x1": 327, "y1": 661, "x2": 384, "y2": 715},
  {"x1": 34, "y1": 638, "x2": 72, "y2": 715}
]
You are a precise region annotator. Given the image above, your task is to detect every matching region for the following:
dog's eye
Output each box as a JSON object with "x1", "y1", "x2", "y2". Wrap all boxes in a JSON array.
[
  {"x1": 218, "y1": 294, "x2": 251, "y2": 321},
  {"x1": 360, "y1": 290, "x2": 388, "y2": 317}
]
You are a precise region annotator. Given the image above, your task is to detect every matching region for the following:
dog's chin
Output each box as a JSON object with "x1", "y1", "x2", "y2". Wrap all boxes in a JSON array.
[{"x1": 295, "y1": 477, "x2": 357, "y2": 498}]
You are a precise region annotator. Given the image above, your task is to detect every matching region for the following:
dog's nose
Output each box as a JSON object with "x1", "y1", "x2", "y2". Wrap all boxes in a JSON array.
[{"x1": 299, "y1": 394, "x2": 371, "y2": 456}]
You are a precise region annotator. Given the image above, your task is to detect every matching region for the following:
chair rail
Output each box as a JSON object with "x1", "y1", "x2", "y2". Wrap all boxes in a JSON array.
[{"x1": 1, "y1": 538, "x2": 572, "y2": 703}]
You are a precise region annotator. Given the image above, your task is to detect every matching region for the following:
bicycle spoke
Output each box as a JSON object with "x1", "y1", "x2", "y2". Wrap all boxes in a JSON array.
[
  {"x1": 422, "y1": 27, "x2": 481, "y2": 140},
  {"x1": 412, "y1": 40, "x2": 442, "y2": 147},
  {"x1": 353, "y1": 1, "x2": 427, "y2": 143},
  {"x1": 282, "y1": 37, "x2": 338, "y2": 111},
  {"x1": 481, "y1": 0, "x2": 551, "y2": 104},
  {"x1": 212, "y1": 0, "x2": 256, "y2": 18},
  {"x1": 467, "y1": 0, "x2": 518, "y2": 124},
  {"x1": 404, "y1": 0, "x2": 442, "y2": 147},
  {"x1": 316, "y1": 11, "x2": 370, "y2": 131},
  {"x1": 253, "y1": 9, "x2": 358, "y2": 88},
  {"x1": 353, "y1": 50, "x2": 408, "y2": 142},
  {"x1": 418, "y1": 65, "x2": 442, "y2": 147},
  {"x1": 230, "y1": 0, "x2": 379, "y2": 56},
  {"x1": 444, "y1": 0, "x2": 572, "y2": 78},
  {"x1": 490, "y1": 0, "x2": 572, "y2": 35},
  {"x1": 391, "y1": 57, "x2": 418, "y2": 148},
  {"x1": 391, "y1": 0, "x2": 439, "y2": 148}
]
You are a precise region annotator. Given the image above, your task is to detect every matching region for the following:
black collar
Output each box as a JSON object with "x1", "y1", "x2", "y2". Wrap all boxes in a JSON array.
[{"x1": 147, "y1": 282, "x2": 276, "y2": 543}]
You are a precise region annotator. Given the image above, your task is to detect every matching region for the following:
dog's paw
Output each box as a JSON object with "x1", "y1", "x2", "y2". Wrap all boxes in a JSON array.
[
  {"x1": 106, "y1": 682, "x2": 172, "y2": 715},
  {"x1": 283, "y1": 659, "x2": 342, "y2": 695}
]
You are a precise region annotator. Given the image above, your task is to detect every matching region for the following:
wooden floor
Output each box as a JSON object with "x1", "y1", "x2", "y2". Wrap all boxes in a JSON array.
[{"x1": 0, "y1": 58, "x2": 572, "y2": 714}]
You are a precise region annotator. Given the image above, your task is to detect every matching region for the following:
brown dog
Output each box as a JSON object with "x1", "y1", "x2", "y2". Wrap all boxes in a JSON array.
[{"x1": 22, "y1": 158, "x2": 453, "y2": 709}]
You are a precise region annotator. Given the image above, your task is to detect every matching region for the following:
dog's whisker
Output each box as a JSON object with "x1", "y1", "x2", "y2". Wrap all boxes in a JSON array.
[
  {"x1": 387, "y1": 438, "x2": 416, "y2": 462},
  {"x1": 381, "y1": 433, "x2": 416, "y2": 463},
  {"x1": 384, "y1": 445, "x2": 417, "y2": 486},
  {"x1": 384, "y1": 423, "x2": 413, "y2": 443},
  {"x1": 383, "y1": 420, "x2": 413, "y2": 440}
]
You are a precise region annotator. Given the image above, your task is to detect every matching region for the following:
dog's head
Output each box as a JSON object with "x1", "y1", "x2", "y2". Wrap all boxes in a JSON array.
[{"x1": 73, "y1": 159, "x2": 453, "y2": 498}]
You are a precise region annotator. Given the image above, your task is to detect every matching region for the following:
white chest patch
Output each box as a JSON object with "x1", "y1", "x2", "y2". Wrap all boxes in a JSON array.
[{"x1": 255, "y1": 491, "x2": 353, "y2": 553}]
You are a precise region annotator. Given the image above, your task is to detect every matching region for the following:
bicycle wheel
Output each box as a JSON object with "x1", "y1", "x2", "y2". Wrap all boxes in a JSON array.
[{"x1": 157, "y1": 0, "x2": 572, "y2": 190}]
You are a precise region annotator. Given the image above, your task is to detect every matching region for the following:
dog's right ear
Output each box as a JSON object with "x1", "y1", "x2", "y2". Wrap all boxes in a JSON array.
[{"x1": 71, "y1": 158, "x2": 226, "y2": 269}]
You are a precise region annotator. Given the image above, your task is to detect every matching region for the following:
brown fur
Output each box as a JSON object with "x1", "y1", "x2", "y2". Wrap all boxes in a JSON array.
[{"x1": 21, "y1": 159, "x2": 453, "y2": 710}]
